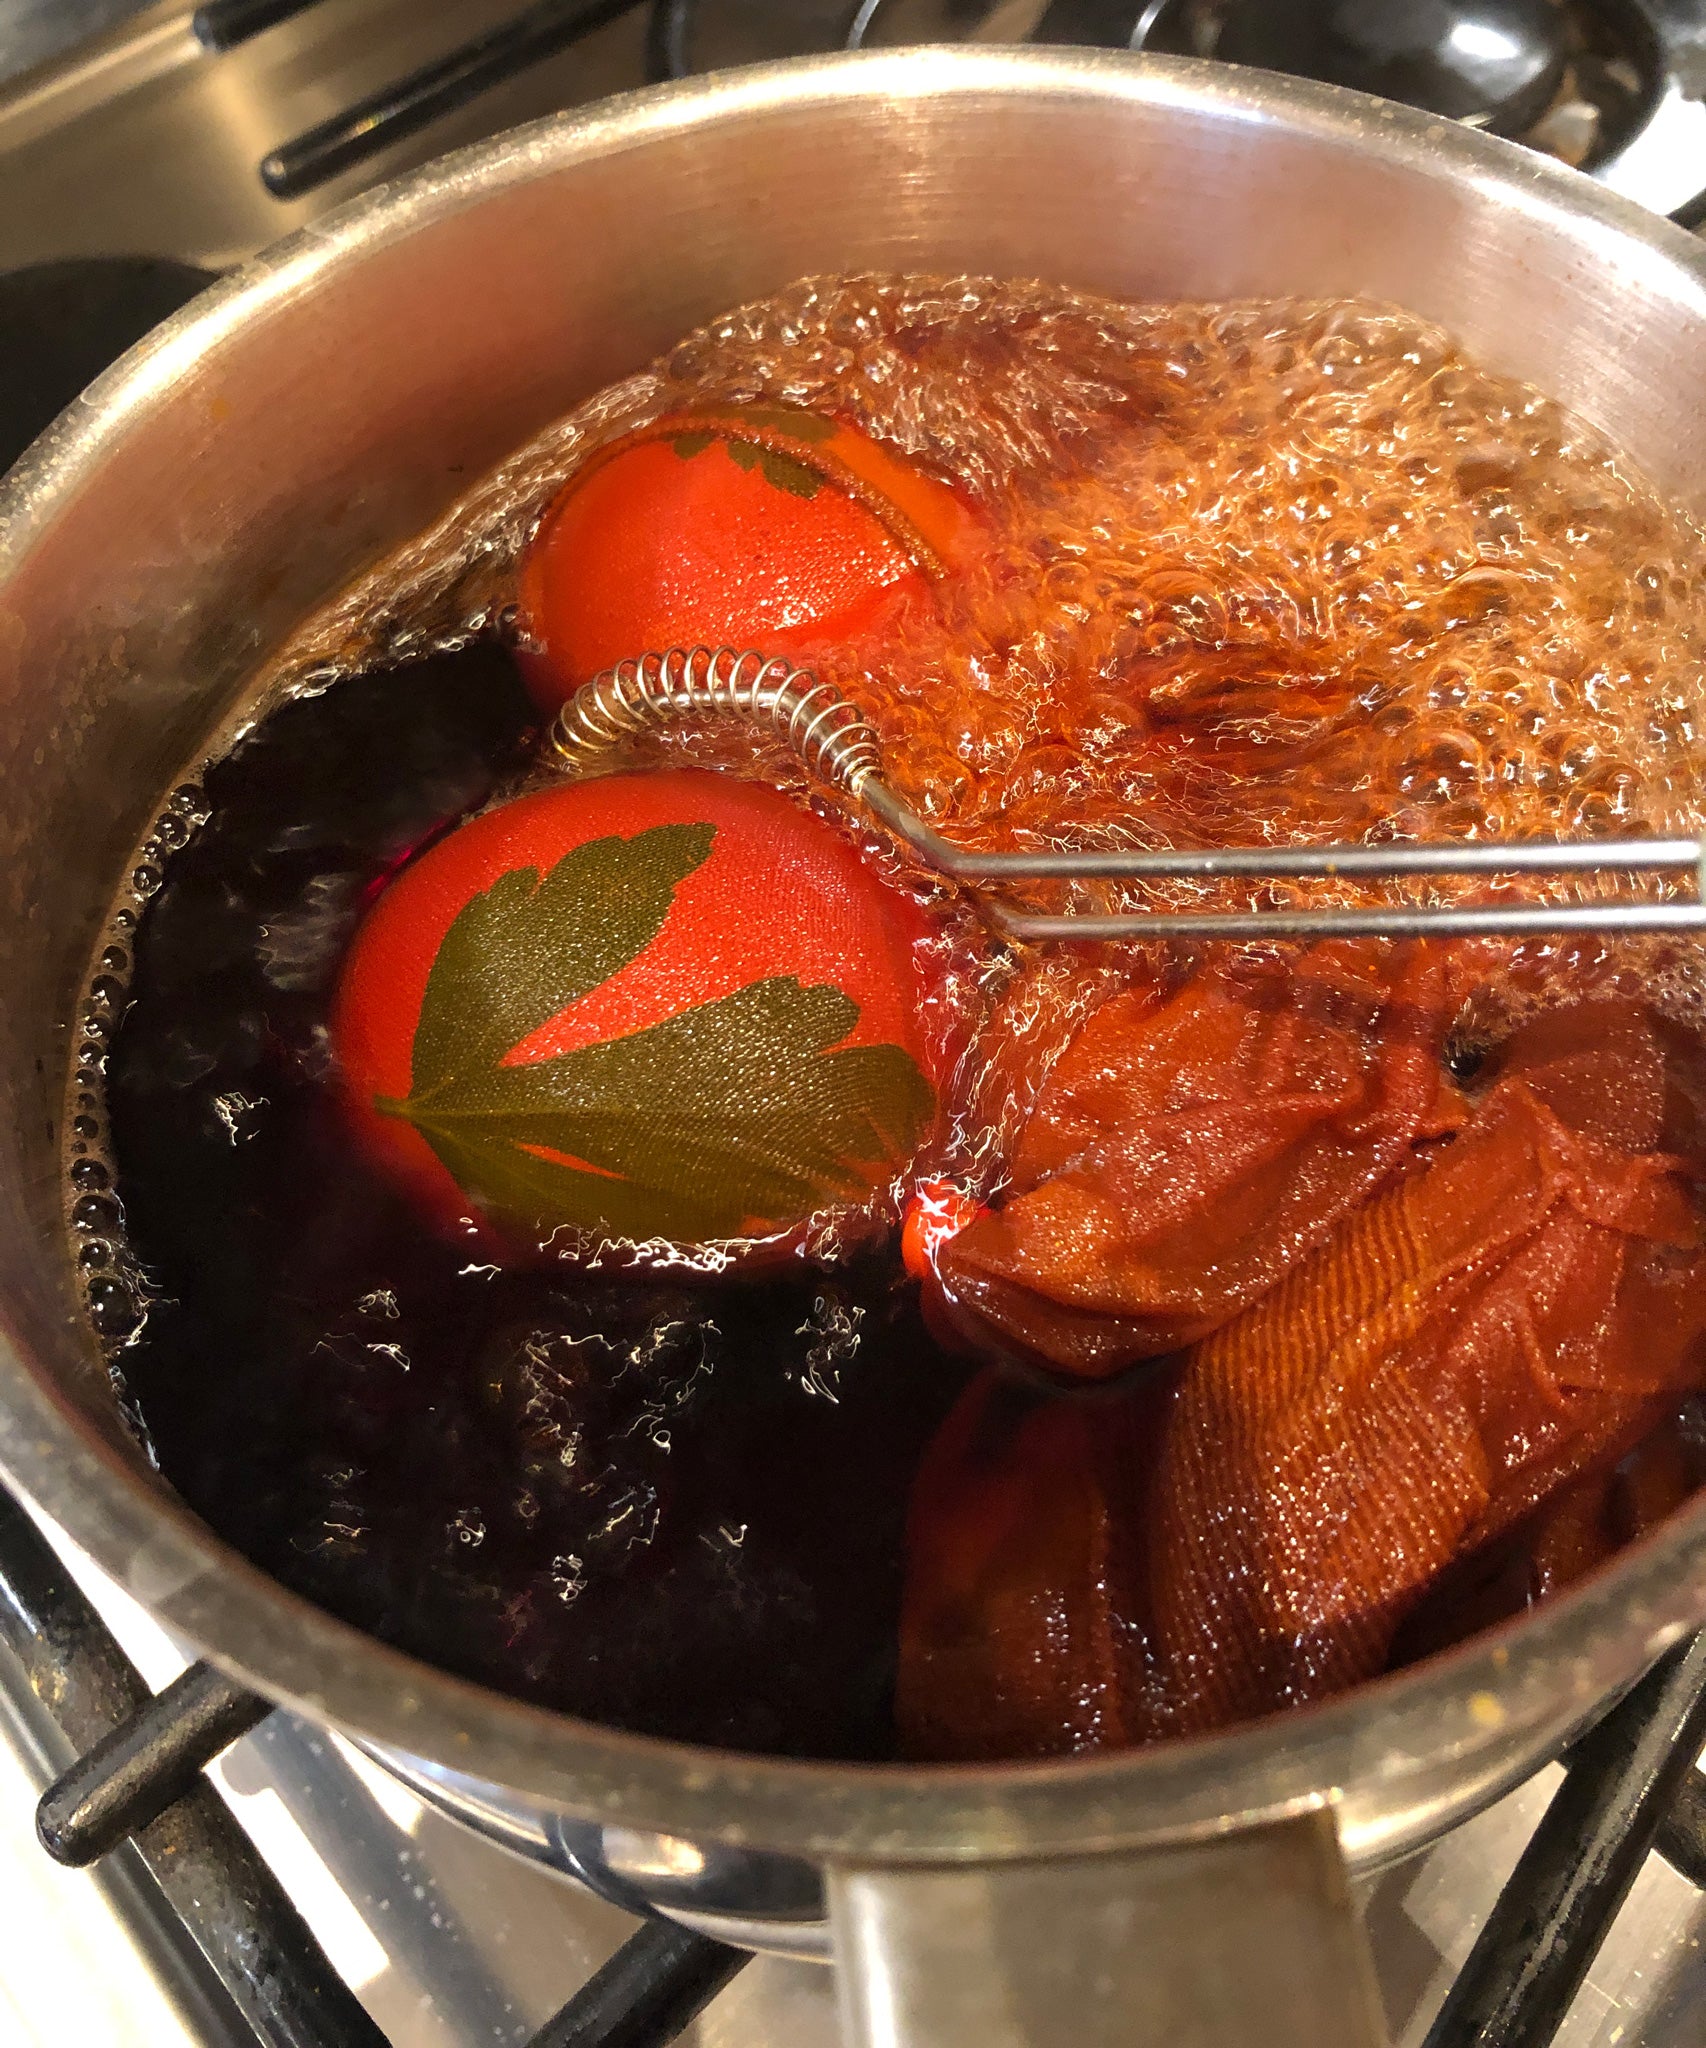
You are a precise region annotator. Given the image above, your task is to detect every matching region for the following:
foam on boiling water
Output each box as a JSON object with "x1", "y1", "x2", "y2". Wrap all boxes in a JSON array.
[
  {"x1": 618, "y1": 279, "x2": 1706, "y2": 1168},
  {"x1": 536, "y1": 280, "x2": 1706, "y2": 838},
  {"x1": 258, "y1": 274, "x2": 1706, "y2": 909}
]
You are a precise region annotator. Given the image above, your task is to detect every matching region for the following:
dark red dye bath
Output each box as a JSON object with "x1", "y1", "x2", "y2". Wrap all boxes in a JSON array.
[{"x1": 95, "y1": 644, "x2": 974, "y2": 1759}]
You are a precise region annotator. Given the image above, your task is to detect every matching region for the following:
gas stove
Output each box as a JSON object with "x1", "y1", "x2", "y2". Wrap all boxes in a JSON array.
[
  {"x1": 3, "y1": 6, "x2": 1706, "y2": 2047},
  {"x1": 0, "y1": 0, "x2": 1703, "y2": 279}
]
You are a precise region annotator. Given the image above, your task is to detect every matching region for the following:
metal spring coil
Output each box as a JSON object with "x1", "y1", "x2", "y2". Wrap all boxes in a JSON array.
[
  {"x1": 533, "y1": 648, "x2": 1706, "y2": 945},
  {"x1": 545, "y1": 647, "x2": 884, "y2": 797}
]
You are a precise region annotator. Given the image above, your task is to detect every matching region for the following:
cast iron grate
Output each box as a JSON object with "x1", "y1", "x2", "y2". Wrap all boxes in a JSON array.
[
  {"x1": 0, "y1": 1488, "x2": 746, "y2": 2048},
  {"x1": 194, "y1": 0, "x2": 657, "y2": 201}
]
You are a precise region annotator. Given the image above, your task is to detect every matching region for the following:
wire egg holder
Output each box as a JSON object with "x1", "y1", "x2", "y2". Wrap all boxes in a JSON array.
[{"x1": 544, "y1": 646, "x2": 1706, "y2": 942}]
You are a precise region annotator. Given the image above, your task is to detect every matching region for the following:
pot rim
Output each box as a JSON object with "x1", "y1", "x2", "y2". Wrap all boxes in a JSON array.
[{"x1": 4, "y1": 44, "x2": 1706, "y2": 1866}]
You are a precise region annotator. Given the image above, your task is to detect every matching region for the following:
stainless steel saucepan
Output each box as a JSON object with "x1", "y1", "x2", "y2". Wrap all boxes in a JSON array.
[{"x1": 4, "y1": 48, "x2": 1706, "y2": 2048}]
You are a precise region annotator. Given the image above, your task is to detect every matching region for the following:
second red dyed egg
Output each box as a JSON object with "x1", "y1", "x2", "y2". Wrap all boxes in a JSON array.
[{"x1": 516, "y1": 403, "x2": 978, "y2": 709}]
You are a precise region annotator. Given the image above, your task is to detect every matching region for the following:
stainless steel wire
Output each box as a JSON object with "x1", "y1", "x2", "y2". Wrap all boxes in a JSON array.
[
  {"x1": 546, "y1": 645, "x2": 882, "y2": 794},
  {"x1": 546, "y1": 648, "x2": 1706, "y2": 942}
]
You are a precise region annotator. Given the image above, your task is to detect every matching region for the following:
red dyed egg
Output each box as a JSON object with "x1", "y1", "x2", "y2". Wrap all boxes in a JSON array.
[
  {"x1": 516, "y1": 404, "x2": 979, "y2": 709},
  {"x1": 332, "y1": 770, "x2": 940, "y2": 1259}
]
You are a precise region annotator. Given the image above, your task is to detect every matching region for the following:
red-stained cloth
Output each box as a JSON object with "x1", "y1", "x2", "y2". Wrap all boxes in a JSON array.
[
  {"x1": 936, "y1": 942, "x2": 1465, "y2": 1375},
  {"x1": 899, "y1": 1002, "x2": 1706, "y2": 1758}
]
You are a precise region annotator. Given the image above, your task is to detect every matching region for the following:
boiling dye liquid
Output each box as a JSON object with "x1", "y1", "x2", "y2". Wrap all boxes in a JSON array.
[{"x1": 67, "y1": 276, "x2": 1706, "y2": 1757}]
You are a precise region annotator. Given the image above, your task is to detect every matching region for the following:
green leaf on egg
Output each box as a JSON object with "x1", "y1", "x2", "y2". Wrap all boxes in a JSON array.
[
  {"x1": 725, "y1": 437, "x2": 823, "y2": 502},
  {"x1": 719, "y1": 405, "x2": 840, "y2": 444},
  {"x1": 378, "y1": 822, "x2": 933, "y2": 1248},
  {"x1": 669, "y1": 404, "x2": 841, "y2": 500}
]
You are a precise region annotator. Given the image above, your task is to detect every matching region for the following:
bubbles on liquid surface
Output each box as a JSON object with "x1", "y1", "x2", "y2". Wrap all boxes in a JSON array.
[
  {"x1": 588, "y1": 278, "x2": 1706, "y2": 1080},
  {"x1": 70, "y1": 1194, "x2": 120, "y2": 1234},
  {"x1": 66, "y1": 776, "x2": 220, "y2": 1338},
  {"x1": 85, "y1": 1275, "x2": 139, "y2": 1338}
]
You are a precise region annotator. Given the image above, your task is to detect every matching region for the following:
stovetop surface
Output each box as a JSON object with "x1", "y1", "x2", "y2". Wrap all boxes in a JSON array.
[
  {"x1": 0, "y1": 0, "x2": 656, "y2": 274},
  {"x1": 2, "y1": 0, "x2": 1704, "y2": 273},
  {"x1": 3, "y1": 5, "x2": 1706, "y2": 2045},
  {"x1": 0, "y1": 1, "x2": 155, "y2": 91}
]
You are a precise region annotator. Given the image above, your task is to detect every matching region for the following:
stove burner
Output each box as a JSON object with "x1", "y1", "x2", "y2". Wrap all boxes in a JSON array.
[
  {"x1": 1131, "y1": 0, "x2": 1659, "y2": 170},
  {"x1": 1181, "y1": 0, "x2": 1569, "y2": 138},
  {"x1": 657, "y1": 0, "x2": 1702, "y2": 221}
]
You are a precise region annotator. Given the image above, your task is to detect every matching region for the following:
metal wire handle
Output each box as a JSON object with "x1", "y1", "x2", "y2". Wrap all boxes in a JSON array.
[
  {"x1": 545, "y1": 648, "x2": 1706, "y2": 942},
  {"x1": 546, "y1": 645, "x2": 882, "y2": 793}
]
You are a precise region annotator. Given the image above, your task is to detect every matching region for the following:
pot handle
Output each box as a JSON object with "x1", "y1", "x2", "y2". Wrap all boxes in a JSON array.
[{"x1": 827, "y1": 1806, "x2": 1387, "y2": 2048}]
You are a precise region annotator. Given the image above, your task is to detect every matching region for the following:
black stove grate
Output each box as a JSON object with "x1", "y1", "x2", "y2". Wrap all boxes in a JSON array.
[
  {"x1": 1424, "y1": 1633, "x2": 1706, "y2": 2048},
  {"x1": 254, "y1": 0, "x2": 651, "y2": 202},
  {"x1": 0, "y1": 1487, "x2": 747, "y2": 2048},
  {"x1": 0, "y1": 1488, "x2": 389, "y2": 2048}
]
